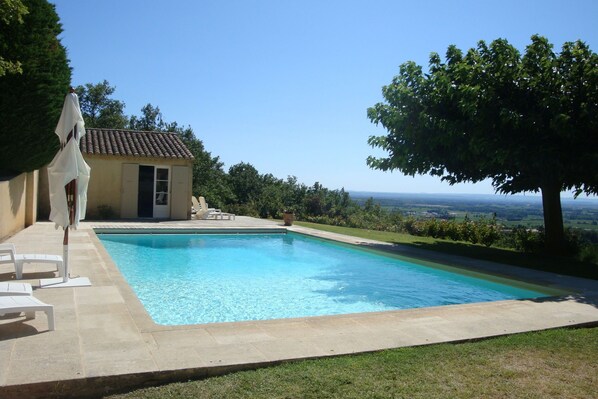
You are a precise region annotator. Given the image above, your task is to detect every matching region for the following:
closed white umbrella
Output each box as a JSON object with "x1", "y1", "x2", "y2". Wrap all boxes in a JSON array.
[{"x1": 47, "y1": 89, "x2": 91, "y2": 283}]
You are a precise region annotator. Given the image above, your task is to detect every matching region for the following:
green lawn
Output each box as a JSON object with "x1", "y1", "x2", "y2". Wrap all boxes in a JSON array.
[
  {"x1": 294, "y1": 221, "x2": 598, "y2": 280},
  {"x1": 107, "y1": 327, "x2": 598, "y2": 399}
]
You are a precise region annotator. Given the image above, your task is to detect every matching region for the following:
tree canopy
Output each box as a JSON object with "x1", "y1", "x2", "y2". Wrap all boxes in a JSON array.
[
  {"x1": 0, "y1": 0, "x2": 71, "y2": 174},
  {"x1": 75, "y1": 80, "x2": 128, "y2": 129},
  {"x1": 0, "y1": 0, "x2": 28, "y2": 77},
  {"x1": 367, "y1": 35, "x2": 598, "y2": 253}
]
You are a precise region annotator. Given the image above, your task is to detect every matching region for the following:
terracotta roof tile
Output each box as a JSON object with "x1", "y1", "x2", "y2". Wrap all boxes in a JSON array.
[{"x1": 81, "y1": 128, "x2": 194, "y2": 160}]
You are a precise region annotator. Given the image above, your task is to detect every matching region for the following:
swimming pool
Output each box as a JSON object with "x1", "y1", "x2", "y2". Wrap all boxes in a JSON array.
[{"x1": 98, "y1": 232, "x2": 550, "y2": 325}]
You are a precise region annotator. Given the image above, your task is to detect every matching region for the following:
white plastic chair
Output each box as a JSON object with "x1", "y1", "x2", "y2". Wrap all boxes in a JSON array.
[
  {"x1": 198, "y1": 196, "x2": 235, "y2": 220},
  {"x1": 191, "y1": 196, "x2": 200, "y2": 216},
  {"x1": 0, "y1": 295, "x2": 55, "y2": 331},
  {"x1": 0, "y1": 243, "x2": 64, "y2": 279}
]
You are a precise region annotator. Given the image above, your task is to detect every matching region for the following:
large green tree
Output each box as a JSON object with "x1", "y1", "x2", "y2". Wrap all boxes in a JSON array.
[
  {"x1": 0, "y1": 0, "x2": 71, "y2": 174},
  {"x1": 128, "y1": 103, "x2": 165, "y2": 131},
  {"x1": 75, "y1": 80, "x2": 128, "y2": 128},
  {"x1": 367, "y1": 35, "x2": 598, "y2": 254},
  {"x1": 227, "y1": 162, "x2": 262, "y2": 204},
  {"x1": 0, "y1": 0, "x2": 28, "y2": 76}
]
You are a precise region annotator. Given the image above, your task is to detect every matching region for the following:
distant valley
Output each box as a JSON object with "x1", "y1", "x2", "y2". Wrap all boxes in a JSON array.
[{"x1": 348, "y1": 192, "x2": 598, "y2": 231}]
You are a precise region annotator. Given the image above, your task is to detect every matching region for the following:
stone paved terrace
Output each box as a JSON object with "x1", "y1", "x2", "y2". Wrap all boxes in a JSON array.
[{"x1": 1, "y1": 217, "x2": 598, "y2": 398}]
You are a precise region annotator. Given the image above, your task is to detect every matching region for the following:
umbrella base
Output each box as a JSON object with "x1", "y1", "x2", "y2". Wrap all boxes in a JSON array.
[{"x1": 39, "y1": 276, "x2": 91, "y2": 288}]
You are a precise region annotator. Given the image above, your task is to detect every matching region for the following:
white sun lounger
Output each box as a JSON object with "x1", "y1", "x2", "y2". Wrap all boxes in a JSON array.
[
  {"x1": 0, "y1": 282, "x2": 33, "y2": 296},
  {"x1": 0, "y1": 295, "x2": 55, "y2": 331},
  {"x1": 191, "y1": 196, "x2": 200, "y2": 215},
  {"x1": 0, "y1": 243, "x2": 64, "y2": 279},
  {"x1": 198, "y1": 196, "x2": 235, "y2": 220}
]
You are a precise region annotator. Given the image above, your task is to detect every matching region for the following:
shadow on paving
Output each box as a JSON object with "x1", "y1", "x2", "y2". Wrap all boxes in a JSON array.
[{"x1": 525, "y1": 293, "x2": 598, "y2": 312}]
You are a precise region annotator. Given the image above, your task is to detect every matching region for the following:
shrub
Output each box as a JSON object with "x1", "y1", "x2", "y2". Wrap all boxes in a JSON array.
[
  {"x1": 562, "y1": 228, "x2": 582, "y2": 256},
  {"x1": 425, "y1": 218, "x2": 440, "y2": 238},
  {"x1": 579, "y1": 244, "x2": 598, "y2": 264},
  {"x1": 475, "y1": 215, "x2": 501, "y2": 247},
  {"x1": 506, "y1": 226, "x2": 544, "y2": 252},
  {"x1": 459, "y1": 215, "x2": 477, "y2": 243},
  {"x1": 444, "y1": 220, "x2": 462, "y2": 241},
  {"x1": 403, "y1": 217, "x2": 424, "y2": 236}
]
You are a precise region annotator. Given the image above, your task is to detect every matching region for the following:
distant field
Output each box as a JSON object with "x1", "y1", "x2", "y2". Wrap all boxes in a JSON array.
[{"x1": 350, "y1": 192, "x2": 598, "y2": 231}]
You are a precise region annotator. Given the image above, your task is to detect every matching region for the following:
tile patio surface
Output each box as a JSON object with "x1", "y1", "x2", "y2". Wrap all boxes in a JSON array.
[{"x1": 1, "y1": 217, "x2": 598, "y2": 398}]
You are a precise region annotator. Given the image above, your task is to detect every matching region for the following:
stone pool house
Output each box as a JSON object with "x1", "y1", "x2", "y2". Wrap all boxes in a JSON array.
[
  {"x1": 38, "y1": 128, "x2": 195, "y2": 221},
  {"x1": 1, "y1": 128, "x2": 195, "y2": 240}
]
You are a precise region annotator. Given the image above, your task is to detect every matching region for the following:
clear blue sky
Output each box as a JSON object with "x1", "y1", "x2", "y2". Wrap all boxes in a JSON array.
[{"x1": 52, "y1": 0, "x2": 597, "y2": 197}]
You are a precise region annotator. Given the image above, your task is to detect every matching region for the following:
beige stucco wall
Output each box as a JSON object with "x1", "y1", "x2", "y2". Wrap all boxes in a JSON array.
[
  {"x1": 84, "y1": 155, "x2": 193, "y2": 220},
  {"x1": 0, "y1": 172, "x2": 38, "y2": 241}
]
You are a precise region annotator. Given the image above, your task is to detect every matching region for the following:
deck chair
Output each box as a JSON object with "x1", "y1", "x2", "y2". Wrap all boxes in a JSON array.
[
  {"x1": 191, "y1": 196, "x2": 200, "y2": 216},
  {"x1": 0, "y1": 243, "x2": 64, "y2": 280},
  {"x1": 198, "y1": 196, "x2": 220, "y2": 212},
  {"x1": 194, "y1": 196, "x2": 220, "y2": 220},
  {"x1": 0, "y1": 295, "x2": 55, "y2": 331},
  {"x1": 0, "y1": 282, "x2": 33, "y2": 296},
  {"x1": 198, "y1": 196, "x2": 235, "y2": 220},
  {"x1": 194, "y1": 207, "x2": 218, "y2": 220}
]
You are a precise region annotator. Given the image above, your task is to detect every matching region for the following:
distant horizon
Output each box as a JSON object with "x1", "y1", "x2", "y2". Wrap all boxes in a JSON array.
[{"x1": 347, "y1": 190, "x2": 598, "y2": 202}]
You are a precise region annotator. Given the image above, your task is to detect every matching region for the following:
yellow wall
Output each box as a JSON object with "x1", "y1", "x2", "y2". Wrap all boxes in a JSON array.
[
  {"x1": 0, "y1": 172, "x2": 37, "y2": 241},
  {"x1": 84, "y1": 155, "x2": 193, "y2": 219}
]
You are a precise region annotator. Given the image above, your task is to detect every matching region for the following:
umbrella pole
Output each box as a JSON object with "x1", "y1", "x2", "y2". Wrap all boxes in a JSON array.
[
  {"x1": 61, "y1": 121, "x2": 79, "y2": 284},
  {"x1": 63, "y1": 227, "x2": 69, "y2": 283},
  {"x1": 62, "y1": 175, "x2": 77, "y2": 283},
  {"x1": 62, "y1": 178, "x2": 72, "y2": 283}
]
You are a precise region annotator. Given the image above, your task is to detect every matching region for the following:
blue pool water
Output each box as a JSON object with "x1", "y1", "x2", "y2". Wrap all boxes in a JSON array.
[{"x1": 98, "y1": 233, "x2": 548, "y2": 325}]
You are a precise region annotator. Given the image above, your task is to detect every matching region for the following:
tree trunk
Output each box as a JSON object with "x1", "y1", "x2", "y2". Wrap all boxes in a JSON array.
[{"x1": 541, "y1": 184, "x2": 565, "y2": 255}]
